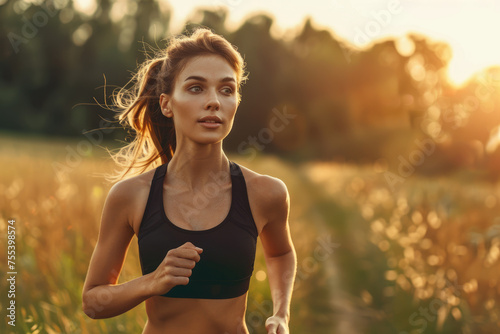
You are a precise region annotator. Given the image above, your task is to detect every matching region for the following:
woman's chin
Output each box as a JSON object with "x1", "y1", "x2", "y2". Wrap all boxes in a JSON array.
[{"x1": 192, "y1": 135, "x2": 226, "y2": 146}]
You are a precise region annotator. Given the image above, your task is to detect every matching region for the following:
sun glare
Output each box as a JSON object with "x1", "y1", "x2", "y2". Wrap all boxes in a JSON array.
[
  {"x1": 446, "y1": 39, "x2": 500, "y2": 87},
  {"x1": 73, "y1": 0, "x2": 97, "y2": 17},
  {"x1": 166, "y1": 0, "x2": 500, "y2": 89}
]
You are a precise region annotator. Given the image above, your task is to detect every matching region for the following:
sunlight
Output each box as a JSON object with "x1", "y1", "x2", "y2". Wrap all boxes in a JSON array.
[
  {"x1": 167, "y1": 0, "x2": 500, "y2": 88},
  {"x1": 446, "y1": 38, "x2": 500, "y2": 87},
  {"x1": 486, "y1": 126, "x2": 500, "y2": 154},
  {"x1": 73, "y1": 0, "x2": 97, "y2": 17}
]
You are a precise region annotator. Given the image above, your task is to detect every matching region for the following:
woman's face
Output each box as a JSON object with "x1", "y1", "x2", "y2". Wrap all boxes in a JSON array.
[{"x1": 160, "y1": 54, "x2": 239, "y2": 147}]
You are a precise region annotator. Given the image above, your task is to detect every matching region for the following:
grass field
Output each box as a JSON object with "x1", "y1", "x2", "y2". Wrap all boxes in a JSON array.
[{"x1": 1, "y1": 133, "x2": 500, "y2": 334}]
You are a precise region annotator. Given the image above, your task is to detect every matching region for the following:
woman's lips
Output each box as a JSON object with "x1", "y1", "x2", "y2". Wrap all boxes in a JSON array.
[
  {"x1": 198, "y1": 120, "x2": 222, "y2": 129},
  {"x1": 198, "y1": 116, "x2": 222, "y2": 129}
]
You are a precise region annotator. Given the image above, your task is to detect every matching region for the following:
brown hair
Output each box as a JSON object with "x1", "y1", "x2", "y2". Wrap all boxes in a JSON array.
[{"x1": 106, "y1": 28, "x2": 247, "y2": 183}]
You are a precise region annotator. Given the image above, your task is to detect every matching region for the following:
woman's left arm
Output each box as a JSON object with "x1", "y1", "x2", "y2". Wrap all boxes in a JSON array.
[{"x1": 258, "y1": 178, "x2": 297, "y2": 334}]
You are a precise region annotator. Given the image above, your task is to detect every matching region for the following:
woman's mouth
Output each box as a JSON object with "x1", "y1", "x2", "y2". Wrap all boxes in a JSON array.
[{"x1": 198, "y1": 116, "x2": 222, "y2": 129}]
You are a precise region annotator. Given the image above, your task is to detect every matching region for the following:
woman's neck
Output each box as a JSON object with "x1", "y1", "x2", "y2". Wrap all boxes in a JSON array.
[{"x1": 167, "y1": 142, "x2": 230, "y2": 190}]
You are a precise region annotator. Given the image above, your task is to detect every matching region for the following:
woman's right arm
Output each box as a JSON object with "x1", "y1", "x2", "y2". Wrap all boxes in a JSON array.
[
  {"x1": 82, "y1": 179, "x2": 152, "y2": 319},
  {"x1": 81, "y1": 180, "x2": 203, "y2": 319}
]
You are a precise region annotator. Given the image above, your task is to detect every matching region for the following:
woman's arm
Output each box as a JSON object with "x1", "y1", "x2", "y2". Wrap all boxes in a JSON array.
[
  {"x1": 258, "y1": 177, "x2": 297, "y2": 334},
  {"x1": 82, "y1": 180, "x2": 152, "y2": 319},
  {"x1": 82, "y1": 180, "x2": 202, "y2": 319}
]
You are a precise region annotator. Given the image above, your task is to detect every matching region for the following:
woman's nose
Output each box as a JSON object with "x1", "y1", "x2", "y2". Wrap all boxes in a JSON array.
[{"x1": 205, "y1": 89, "x2": 220, "y2": 111}]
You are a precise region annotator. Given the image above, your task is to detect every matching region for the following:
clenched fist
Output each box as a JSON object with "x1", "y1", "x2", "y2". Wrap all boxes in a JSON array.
[{"x1": 147, "y1": 242, "x2": 203, "y2": 296}]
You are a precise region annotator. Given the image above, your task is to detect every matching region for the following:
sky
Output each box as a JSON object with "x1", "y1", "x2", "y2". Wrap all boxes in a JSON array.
[
  {"x1": 166, "y1": 0, "x2": 500, "y2": 87},
  {"x1": 72, "y1": 0, "x2": 500, "y2": 86}
]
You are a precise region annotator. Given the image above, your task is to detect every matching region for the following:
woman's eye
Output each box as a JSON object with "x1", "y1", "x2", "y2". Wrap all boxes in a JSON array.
[
  {"x1": 188, "y1": 86, "x2": 202, "y2": 92},
  {"x1": 221, "y1": 87, "x2": 233, "y2": 95}
]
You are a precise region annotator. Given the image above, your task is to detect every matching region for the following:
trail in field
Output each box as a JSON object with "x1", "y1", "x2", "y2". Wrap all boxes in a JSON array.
[
  {"x1": 296, "y1": 163, "x2": 369, "y2": 334},
  {"x1": 240, "y1": 157, "x2": 376, "y2": 333}
]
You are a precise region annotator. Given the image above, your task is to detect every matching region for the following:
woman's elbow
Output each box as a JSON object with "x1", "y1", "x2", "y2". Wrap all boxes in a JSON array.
[
  {"x1": 82, "y1": 296, "x2": 96, "y2": 319},
  {"x1": 82, "y1": 290, "x2": 103, "y2": 319}
]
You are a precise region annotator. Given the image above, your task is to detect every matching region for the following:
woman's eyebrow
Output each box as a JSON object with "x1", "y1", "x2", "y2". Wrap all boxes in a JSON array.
[
  {"x1": 220, "y1": 77, "x2": 236, "y2": 83},
  {"x1": 184, "y1": 75, "x2": 236, "y2": 83}
]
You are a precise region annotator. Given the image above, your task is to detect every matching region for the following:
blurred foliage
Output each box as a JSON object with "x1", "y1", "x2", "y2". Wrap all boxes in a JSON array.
[
  {"x1": 1, "y1": 0, "x2": 500, "y2": 175},
  {"x1": 0, "y1": 135, "x2": 335, "y2": 333},
  {"x1": 304, "y1": 161, "x2": 500, "y2": 334},
  {"x1": 1, "y1": 135, "x2": 500, "y2": 333},
  {"x1": 3, "y1": 3, "x2": 500, "y2": 333}
]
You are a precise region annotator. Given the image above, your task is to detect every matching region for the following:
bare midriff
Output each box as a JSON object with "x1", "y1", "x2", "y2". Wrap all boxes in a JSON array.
[{"x1": 141, "y1": 293, "x2": 249, "y2": 334}]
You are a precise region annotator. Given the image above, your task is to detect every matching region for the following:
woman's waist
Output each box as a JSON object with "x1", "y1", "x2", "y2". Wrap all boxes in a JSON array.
[
  {"x1": 144, "y1": 293, "x2": 248, "y2": 332},
  {"x1": 143, "y1": 320, "x2": 249, "y2": 334}
]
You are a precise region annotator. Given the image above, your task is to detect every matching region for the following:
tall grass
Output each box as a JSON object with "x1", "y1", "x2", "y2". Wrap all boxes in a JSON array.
[
  {"x1": 1, "y1": 133, "x2": 499, "y2": 333},
  {"x1": 0, "y1": 134, "x2": 332, "y2": 333},
  {"x1": 304, "y1": 162, "x2": 500, "y2": 333}
]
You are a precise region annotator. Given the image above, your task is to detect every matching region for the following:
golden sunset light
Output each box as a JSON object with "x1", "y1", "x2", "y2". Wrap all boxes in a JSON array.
[
  {"x1": 165, "y1": 0, "x2": 500, "y2": 86},
  {"x1": 3, "y1": 0, "x2": 500, "y2": 333}
]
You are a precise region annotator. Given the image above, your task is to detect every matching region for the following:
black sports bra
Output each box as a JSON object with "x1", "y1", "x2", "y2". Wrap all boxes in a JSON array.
[{"x1": 137, "y1": 161, "x2": 258, "y2": 299}]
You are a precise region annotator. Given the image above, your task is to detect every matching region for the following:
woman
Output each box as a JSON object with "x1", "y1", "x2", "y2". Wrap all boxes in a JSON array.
[{"x1": 82, "y1": 28, "x2": 297, "y2": 334}]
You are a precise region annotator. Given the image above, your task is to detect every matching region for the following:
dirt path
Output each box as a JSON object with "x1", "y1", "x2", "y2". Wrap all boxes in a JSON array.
[{"x1": 296, "y1": 164, "x2": 369, "y2": 334}]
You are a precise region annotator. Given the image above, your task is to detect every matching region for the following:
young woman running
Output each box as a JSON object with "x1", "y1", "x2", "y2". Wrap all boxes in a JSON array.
[{"x1": 82, "y1": 28, "x2": 297, "y2": 334}]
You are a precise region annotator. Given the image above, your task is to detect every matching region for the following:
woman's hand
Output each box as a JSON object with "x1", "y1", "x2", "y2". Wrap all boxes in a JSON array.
[
  {"x1": 147, "y1": 242, "x2": 203, "y2": 296},
  {"x1": 265, "y1": 315, "x2": 289, "y2": 334}
]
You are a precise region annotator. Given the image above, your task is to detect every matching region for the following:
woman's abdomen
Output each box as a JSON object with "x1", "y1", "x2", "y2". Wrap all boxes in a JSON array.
[{"x1": 142, "y1": 293, "x2": 249, "y2": 334}]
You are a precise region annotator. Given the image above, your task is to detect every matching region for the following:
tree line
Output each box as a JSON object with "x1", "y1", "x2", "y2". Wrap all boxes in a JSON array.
[{"x1": 1, "y1": 0, "x2": 499, "y2": 176}]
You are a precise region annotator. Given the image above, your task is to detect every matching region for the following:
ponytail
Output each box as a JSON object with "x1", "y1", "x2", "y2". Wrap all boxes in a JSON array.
[{"x1": 105, "y1": 57, "x2": 175, "y2": 183}]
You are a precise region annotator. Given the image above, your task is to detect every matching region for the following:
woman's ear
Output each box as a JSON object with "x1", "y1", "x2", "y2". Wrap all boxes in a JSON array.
[{"x1": 159, "y1": 93, "x2": 173, "y2": 118}]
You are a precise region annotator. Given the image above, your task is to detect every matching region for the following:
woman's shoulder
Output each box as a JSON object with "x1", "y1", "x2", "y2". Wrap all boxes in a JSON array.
[
  {"x1": 236, "y1": 162, "x2": 289, "y2": 206},
  {"x1": 108, "y1": 167, "x2": 157, "y2": 198},
  {"x1": 235, "y1": 162, "x2": 289, "y2": 231},
  {"x1": 104, "y1": 166, "x2": 159, "y2": 232}
]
